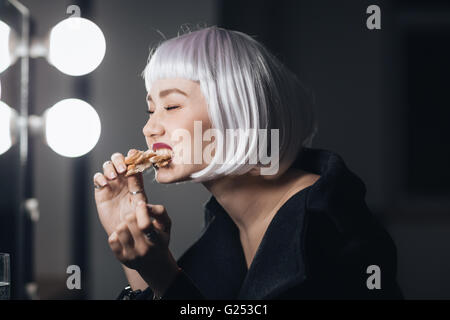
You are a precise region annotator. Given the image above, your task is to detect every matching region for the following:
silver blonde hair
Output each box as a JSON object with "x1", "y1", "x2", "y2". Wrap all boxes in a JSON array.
[{"x1": 143, "y1": 25, "x2": 318, "y2": 182}]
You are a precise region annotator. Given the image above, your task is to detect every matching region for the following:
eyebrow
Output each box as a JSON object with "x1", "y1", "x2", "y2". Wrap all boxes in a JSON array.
[{"x1": 147, "y1": 88, "x2": 188, "y2": 102}]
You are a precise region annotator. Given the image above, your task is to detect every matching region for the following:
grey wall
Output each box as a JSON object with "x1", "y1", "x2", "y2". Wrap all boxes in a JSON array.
[
  {"x1": 8, "y1": 0, "x2": 449, "y2": 300},
  {"x1": 19, "y1": 0, "x2": 76, "y2": 295},
  {"x1": 220, "y1": 0, "x2": 450, "y2": 299},
  {"x1": 286, "y1": 0, "x2": 450, "y2": 299},
  {"x1": 18, "y1": 0, "x2": 217, "y2": 299},
  {"x1": 283, "y1": 1, "x2": 389, "y2": 209},
  {"x1": 280, "y1": 0, "x2": 450, "y2": 299},
  {"x1": 88, "y1": 0, "x2": 217, "y2": 299}
]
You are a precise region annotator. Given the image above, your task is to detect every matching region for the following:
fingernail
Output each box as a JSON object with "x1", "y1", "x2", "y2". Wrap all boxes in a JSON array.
[
  {"x1": 100, "y1": 179, "x2": 108, "y2": 187},
  {"x1": 119, "y1": 164, "x2": 127, "y2": 173},
  {"x1": 109, "y1": 172, "x2": 117, "y2": 179}
]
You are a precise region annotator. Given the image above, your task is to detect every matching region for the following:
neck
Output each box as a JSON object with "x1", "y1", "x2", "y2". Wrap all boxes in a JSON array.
[{"x1": 202, "y1": 167, "x2": 307, "y2": 235}]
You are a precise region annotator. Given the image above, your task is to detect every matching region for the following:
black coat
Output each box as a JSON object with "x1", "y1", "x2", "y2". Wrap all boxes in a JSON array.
[{"x1": 131, "y1": 147, "x2": 403, "y2": 300}]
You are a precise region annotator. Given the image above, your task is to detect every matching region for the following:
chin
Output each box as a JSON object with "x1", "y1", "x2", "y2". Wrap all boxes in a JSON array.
[{"x1": 154, "y1": 163, "x2": 191, "y2": 184}]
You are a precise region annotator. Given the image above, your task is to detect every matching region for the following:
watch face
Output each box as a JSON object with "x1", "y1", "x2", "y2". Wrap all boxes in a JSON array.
[{"x1": 118, "y1": 286, "x2": 134, "y2": 300}]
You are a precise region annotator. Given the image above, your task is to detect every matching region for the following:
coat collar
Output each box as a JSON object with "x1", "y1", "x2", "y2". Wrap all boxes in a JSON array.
[
  {"x1": 201, "y1": 181, "x2": 310, "y2": 299},
  {"x1": 178, "y1": 147, "x2": 344, "y2": 299}
]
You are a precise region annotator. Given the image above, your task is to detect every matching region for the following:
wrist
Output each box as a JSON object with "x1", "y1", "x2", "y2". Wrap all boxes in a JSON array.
[
  {"x1": 117, "y1": 285, "x2": 143, "y2": 300},
  {"x1": 141, "y1": 251, "x2": 181, "y2": 298}
]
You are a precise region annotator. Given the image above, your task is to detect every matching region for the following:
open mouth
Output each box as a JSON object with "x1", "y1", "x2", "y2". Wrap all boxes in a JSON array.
[
  {"x1": 151, "y1": 143, "x2": 173, "y2": 168},
  {"x1": 152, "y1": 142, "x2": 173, "y2": 151},
  {"x1": 124, "y1": 145, "x2": 173, "y2": 176}
]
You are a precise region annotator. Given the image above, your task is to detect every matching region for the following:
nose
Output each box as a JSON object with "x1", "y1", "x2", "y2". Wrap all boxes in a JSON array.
[{"x1": 142, "y1": 116, "x2": 165, "y2": 138}]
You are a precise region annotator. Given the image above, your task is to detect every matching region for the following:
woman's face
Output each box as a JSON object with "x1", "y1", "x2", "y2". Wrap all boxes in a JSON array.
[{"x1": 143, "y1": 78, "x2": 212, "y2": 183}]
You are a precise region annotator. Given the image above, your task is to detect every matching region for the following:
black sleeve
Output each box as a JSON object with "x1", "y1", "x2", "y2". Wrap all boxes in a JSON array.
[
  {"x1": 131, "y1": 269, "x2": 205, "y2": 300},
  {"x1": 159, "y1": 269, "x2": 205, "y2": 300},
  {"x1": 302, "y1": 207, "x2": 403, "y2": 300}
]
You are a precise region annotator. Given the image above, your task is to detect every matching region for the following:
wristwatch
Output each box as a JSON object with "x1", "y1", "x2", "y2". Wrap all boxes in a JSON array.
[
  {"x1": 117, "y1": 285, "x2": 142, "y2": 300},
  {"x1": 117, "y1": 285, "x2": 162, "y2": 300}
]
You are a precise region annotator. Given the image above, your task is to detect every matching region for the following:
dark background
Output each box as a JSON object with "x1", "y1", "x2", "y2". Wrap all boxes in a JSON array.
[{"x1": 0, "y1": 0, "x2": 449, "y2": 299}]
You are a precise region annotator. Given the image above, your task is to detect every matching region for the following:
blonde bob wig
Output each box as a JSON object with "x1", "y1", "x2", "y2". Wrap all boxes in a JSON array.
[{"x1": 143, "y1": 25, "x2": 318, "y2": 183}]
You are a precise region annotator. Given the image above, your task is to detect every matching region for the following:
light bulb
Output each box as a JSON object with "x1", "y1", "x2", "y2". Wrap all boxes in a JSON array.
[
  {"x1": 48, "y1": 17, "x2": 106, "y2": 76},
  {"x1": 0, "y1": 20, "x2": 15, "y2": 74},
  {"x1": 44, "y1": 98, "x2": 101, "y2": 157},
  {"x1": 0, "y1": 101, "x2": 18, "y2": 155}
]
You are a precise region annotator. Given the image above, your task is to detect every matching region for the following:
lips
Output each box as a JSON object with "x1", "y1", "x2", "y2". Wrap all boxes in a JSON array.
[{"x1": 152, "y1": 142, "x2": 172, "y2": 151}]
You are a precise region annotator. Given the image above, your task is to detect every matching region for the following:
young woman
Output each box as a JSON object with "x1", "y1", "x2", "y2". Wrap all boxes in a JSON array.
[{"x1": 93, "y1": 26, "x2": 402, "y2": 300}]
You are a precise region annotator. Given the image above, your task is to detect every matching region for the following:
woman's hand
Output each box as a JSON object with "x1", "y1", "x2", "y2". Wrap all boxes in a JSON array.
[
  {"x1": 108, "y1": 200, "x2": 180, "y2": 296},
  {"x1": 93, "y1": 149, "x2": 148, "y2": 237}
]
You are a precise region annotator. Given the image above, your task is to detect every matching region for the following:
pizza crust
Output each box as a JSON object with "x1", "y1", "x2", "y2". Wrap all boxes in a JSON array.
[{"x1": 124, "y1": 149, "x2": 172, "y2": 177}]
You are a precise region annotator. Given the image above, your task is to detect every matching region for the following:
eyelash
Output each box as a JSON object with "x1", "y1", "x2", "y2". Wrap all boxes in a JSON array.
[{"x1": 146, "y1": 105, "x2": 180, "y2": 115}]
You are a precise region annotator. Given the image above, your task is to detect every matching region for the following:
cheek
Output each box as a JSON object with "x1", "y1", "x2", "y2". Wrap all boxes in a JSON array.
[{"x1": 169, "y1": 116, "x2": 211, "y2": 154}]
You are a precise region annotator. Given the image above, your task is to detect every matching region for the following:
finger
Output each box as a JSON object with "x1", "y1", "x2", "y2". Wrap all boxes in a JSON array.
[
  {"x1": 135, "y1": 201, "x2": 153, "y2": 233},
  {"x1": 147, "y1": 204, "x2": 171, "y2": 233},
  {"x1": 126, "y1": 148, "x2": 139, "y2": 159},
  {"x1": 93, "y1": 172, "x2": 108, "y2": 188},
  {"x1": 116, "y1": 222, "x2": 134, "y2": 252},
  {"x1": 126, "y1": 214, "x2": 153, "y2": 251},
  {"x1": 111, "y1": 152, "x2": 127, "y2": 175},
  {"x1": 108, "y1": 232, "x2": 123, "y2": 258},
  {"x1": 126, "y1": 149, "x2": 147, "y2": 202},
  {"x1": 136, "y1": 201, "x2": 170, "y2": 233},
  {"x1": 93, "y1": 172, "x2": 114, "y2": 203},
  {"x1": 127, "y1": 172, "x2": 146, "y2": 198},
  {"x1": 135, "y1": 202, "x2": 164, "y2": 245},
  {"x1": 103, "y1": 160, "x2": 118, "y2": 180},
  {"x1": 125, "y1": 213, "x2": 147, "y2": 246}
]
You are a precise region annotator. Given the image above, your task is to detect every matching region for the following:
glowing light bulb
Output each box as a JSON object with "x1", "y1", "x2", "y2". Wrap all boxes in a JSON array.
[
  {"x1": 48, "y1": 17, "x2": 106, "y2": 76},
  {"x1": 0, "y1": 20, "x2": 15, "y2": 74},
  {"x1": 44, "y1": 98, "x2": 101, "y2": 157},
  {"x1": 0, "y1": 101, "x2": 17, "y2": 155}
]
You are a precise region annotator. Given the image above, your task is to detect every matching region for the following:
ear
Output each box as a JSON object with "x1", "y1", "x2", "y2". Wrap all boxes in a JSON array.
[{"x1": 248, "y1": 166, "x2": 261, "y2": 176}]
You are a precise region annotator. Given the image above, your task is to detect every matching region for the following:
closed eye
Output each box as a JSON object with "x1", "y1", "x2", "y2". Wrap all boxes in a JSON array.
[{"x1": 146, "y1": 106, "x2": 179, "y2": 116}]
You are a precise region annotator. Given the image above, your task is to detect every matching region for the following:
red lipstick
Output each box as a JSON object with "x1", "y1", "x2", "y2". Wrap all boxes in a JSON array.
[{"x1": 152, "y1": 142, "x2": 172, "y2": 151}]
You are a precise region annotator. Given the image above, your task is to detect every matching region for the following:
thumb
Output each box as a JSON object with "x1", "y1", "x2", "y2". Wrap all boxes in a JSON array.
[{"x1": 146, "y1": 204, "x2": 171, "y2": 234}]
